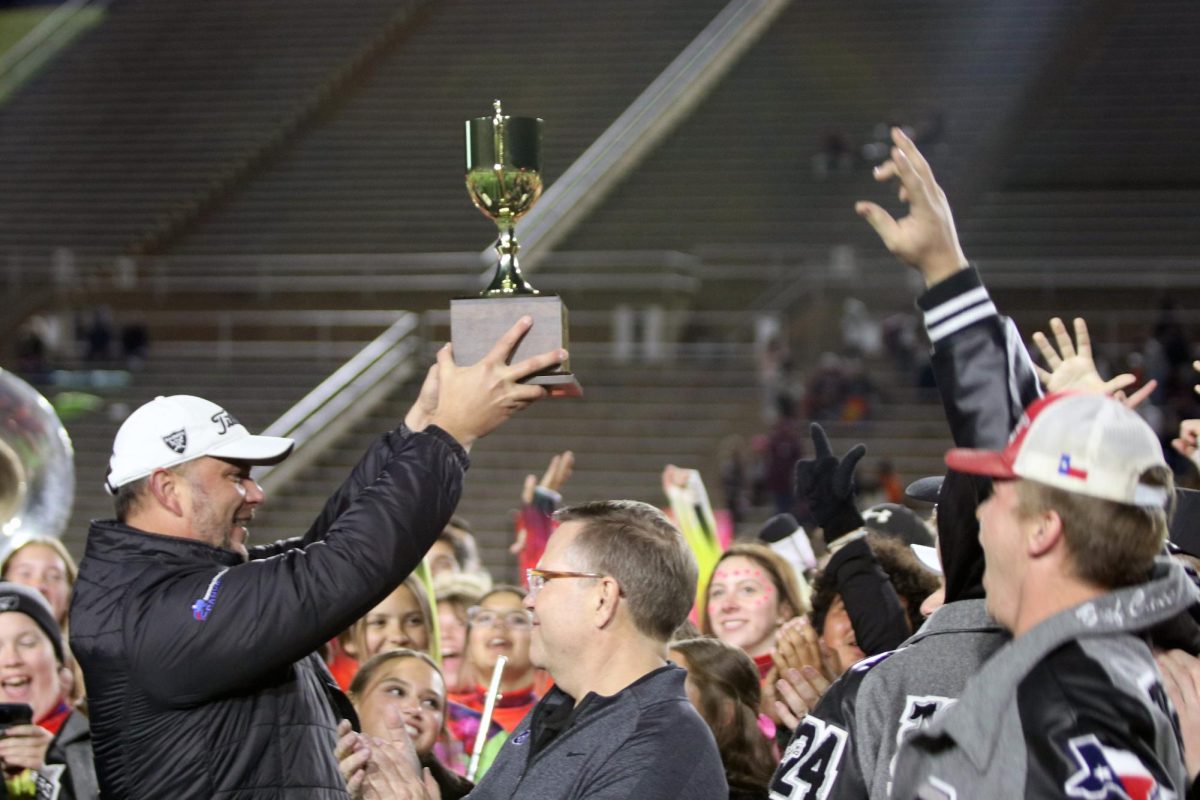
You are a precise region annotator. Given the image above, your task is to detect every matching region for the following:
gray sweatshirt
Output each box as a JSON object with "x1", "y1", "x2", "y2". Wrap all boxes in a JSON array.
[
  {"x1": 892, "y1": 559, "x2": 1198, "y2": 800},
  {"x1": 467, "y1": 664, "x2": 727, "y2": 800},
  {"x1": 769, "y1": 600, "x2": 1007, "y2": 800}
]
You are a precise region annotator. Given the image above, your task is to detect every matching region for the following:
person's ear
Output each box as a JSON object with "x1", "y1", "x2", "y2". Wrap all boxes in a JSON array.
[
  {"x1": 57, "y1": 663, "x2": 74, "y2": 697},
  {"x1": 1028, "y1": 509, "x2": 1064, "y2": 558},
  {"x1": 777, "y1": 600, "x2": 795, "y2": 626},
  {"x1": 147, "y1": 468, "x2": 185, "y2": 517},
  {"x1": 594, "y1": 576, "x2": 621, "y2": 629}
]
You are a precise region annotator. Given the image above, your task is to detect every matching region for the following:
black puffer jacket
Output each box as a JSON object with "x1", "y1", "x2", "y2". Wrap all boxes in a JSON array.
[{"x1": 69, "y1": 424, "x2": 467, "y2": 799}]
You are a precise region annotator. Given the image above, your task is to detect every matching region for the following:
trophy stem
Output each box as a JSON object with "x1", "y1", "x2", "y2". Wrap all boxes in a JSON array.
[{"x1": 483, "y1": 222, "x2": 539, "y2": 296}]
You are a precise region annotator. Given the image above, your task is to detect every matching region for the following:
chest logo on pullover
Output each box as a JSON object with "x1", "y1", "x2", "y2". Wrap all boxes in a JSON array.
[
  {"x1": 1063, "y1": 734, "x2": 1171, "y2": 800},
  {"x1": 191, "y1": 569, "x2": 229, "y2": 621}
]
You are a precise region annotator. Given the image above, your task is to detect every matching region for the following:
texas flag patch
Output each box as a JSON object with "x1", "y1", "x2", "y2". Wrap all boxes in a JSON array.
[
  {"x1": 1058, "y1": 454, "x2": 1089, "y2": 481},
  {"x1": 1063, "y1": 735, "x2": 1174, "y2": 800}
]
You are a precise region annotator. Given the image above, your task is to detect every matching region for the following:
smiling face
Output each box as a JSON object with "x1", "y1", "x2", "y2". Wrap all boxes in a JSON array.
[
  {"x1": 437, "y1": 599, "x2": 469, "y2": 687},
  {"x1": 0, "y1": 612, "x2": 62, "y2": 720},
  {"x1": 3, "y1": 545, "x2": 71, "y2": 624},
  {"x1": 180, "y1": 457, "x2": 265, "y2": 562},
  {"x1": 354, "y1": 656, "x2": 446, "y2": 757},
  {"x1": 977, "y1": 480, "x2": 1035, "y2": 631},
  {"x1": 820, "y1": 595, "x2": 865, "y2": 671},
  {"x1": 705, "y1": 556, "x2": 789, "y2": 658},
  {"x1": 359, "y1": 584, "x2": 429, "y2": 659},
  {"x1": 467, "y1": 591, "x2": 533, "y2": 681}
]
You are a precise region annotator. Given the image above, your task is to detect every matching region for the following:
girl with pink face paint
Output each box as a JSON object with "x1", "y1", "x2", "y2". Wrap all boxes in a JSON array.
[{"x1": 701, "y1": 543, "x2": 811, "y2": 681}]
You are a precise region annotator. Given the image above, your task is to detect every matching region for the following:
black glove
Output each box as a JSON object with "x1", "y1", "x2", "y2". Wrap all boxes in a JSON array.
[{"x1": 793, "y1": 422, "x2": 866, "y2": 540}]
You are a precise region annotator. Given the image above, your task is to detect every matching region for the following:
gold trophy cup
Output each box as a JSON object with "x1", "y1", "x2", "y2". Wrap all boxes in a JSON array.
[{"x1": 450, "y1": 100, "x2": 581, "y2": 397}]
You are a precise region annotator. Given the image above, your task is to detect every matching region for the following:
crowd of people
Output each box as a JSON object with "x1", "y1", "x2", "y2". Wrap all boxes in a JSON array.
[{"x1": 2, "y1": 129, "x2": 1199, "y2": 799}]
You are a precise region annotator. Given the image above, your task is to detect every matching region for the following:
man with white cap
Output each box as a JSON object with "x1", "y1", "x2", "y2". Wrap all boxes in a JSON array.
[
  {"x1": 69, "y1": 319, "x2": 564, "y2": 799},
  {"x1": 890, "y1": 390, "x2": 1196, "y2": 799}
]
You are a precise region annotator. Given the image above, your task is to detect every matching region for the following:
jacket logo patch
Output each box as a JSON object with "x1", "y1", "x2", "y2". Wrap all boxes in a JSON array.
[
  {"x1": 770, "y1": 716, "x2": 847, "y2": 800},
  {"x1": 1063, "y1": 734, "x2": 1171, "y2": 800},
  {"x1": 512, "y1": 730, "x2": 530, "y2": 746},
  {"x1": 191, "y1": 569, "x2": 229, "y2": 621},
  {"x1": 163, "y1": 429, "x2": 187, "y2": 454}
]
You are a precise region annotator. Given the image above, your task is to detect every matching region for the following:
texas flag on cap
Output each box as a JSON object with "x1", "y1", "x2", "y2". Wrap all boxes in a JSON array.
[{"x1": 944, "y1": 392, "x2": 1168, "y2": 508}]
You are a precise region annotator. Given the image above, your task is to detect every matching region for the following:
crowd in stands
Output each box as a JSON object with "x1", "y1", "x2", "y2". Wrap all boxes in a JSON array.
[{"x1": 4, "y1": 128, "x2": 1200, "y2": 799}]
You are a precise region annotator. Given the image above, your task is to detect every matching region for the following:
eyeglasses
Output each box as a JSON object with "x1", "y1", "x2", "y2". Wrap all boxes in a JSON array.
[
  {"x1": 467, "y1": 609, "x2": 533, "y2": 630},
  {"x1": 525, "y1": 568, "x2": 605, "y2": 596}
]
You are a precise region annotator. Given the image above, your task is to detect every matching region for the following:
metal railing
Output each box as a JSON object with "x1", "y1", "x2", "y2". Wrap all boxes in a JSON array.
[
  {"x1": 255, "y1": 313, "x2": 420, "y2": 492},
  {"x1": 0, "y1": 0, "x2": 108, "y2": 104}
]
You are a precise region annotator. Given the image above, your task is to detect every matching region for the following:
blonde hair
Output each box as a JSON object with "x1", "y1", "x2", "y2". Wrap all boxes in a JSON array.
[{"x1": 1015, "y1": 468, "x2": 1172, "y2": 589}]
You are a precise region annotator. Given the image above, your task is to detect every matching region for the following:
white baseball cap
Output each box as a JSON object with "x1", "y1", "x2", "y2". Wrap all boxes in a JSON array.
[
  {"x1": 106, "y1": 395, "x2": 293, "y2": 493},
  {"x1": 944, "y1": 391, "x2": 1168, "y2": 508}
]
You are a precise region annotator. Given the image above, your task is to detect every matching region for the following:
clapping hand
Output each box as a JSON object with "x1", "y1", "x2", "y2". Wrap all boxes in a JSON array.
[{"x1": 770, "y1": 617, "x2": 839, "y2": 729}]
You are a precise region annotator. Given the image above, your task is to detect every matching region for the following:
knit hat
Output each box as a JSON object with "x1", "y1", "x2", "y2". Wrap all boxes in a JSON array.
[
  {"x1": 107, "y1": 395, "x2": 293, "y2": 493},
  {"x1": 945, "y1": 392, "x2": 1169, "y2": 508},
  {"x1": 0, "y1": 582, "x2": 63, "y2": 663}
]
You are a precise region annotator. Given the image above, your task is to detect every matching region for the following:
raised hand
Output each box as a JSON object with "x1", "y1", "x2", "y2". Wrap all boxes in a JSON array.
[
  {"x1": 661, "y1": 464, "x2": 699, "y2": 497},
  {"x1": 855, "y1": 127, "x2": 967, "y2": 287},
  {"x1": 404, "y1": 363, "x2": 440, "y2": 432},
  {"x1": 794, "y1": 422, "x2": 866, "y2": 541},
  {"x1": 1031, "y1": 317, "x2": 1156, "y2": 407},
  {"x1": 428, "y1": 316, "x2": 566, "y2": 450},
  {"x1": 521, "y1": 450, "x2": 575, "y2": 505}
]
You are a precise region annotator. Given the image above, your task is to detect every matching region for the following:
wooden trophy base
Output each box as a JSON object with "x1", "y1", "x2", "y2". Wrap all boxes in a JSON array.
[{"x1": 450, "y1": 294, "x2": 582, "y2": 398}]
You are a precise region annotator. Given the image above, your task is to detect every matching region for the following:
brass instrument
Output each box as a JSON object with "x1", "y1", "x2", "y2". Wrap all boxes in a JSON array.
[{"x1": 0, "y1": 368, "x2": 74, "y2": 548}]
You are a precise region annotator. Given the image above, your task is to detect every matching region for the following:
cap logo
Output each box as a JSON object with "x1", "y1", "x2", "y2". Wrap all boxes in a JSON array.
[
  {"x1": 864, "y1": 508, "x2": 893, "y2": 524},
  {"x1": 163, "y1": 429, "x2": 188, "y2": 454},
  {"x1": 0, "y1": 596, "x2": 16, "y2": 612},
  {"x1": 1058, "y1": 455, "x2": 1089, "y2": 480},
  {"x1": 211, "y1": 410, "x2": 239, "y2": 435}
]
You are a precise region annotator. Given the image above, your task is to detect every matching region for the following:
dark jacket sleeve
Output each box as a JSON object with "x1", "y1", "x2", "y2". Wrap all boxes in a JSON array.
[
  {"x1": 824, "y1": 537, "x2": 910, "y2": 655},
  {"x1": 917, "y1": 267, "x2": 1041, "y2": 603},
  {"x1": 125, "y1": 425, "x2": 468, "y2": 705},
  {"x1": 1017, "y1": 642, "x2": 1182, "y2": 800},
  {"x1": 245, "y1": 426, "x2": 416, "y2": 560}
]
